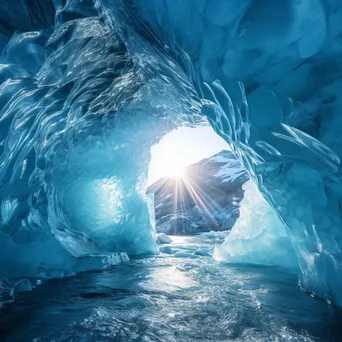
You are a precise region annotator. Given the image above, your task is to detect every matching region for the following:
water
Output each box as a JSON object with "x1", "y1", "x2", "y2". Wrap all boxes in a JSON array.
[{"x1": 1, "y1": 237, "x2": 341, "y2": 342}]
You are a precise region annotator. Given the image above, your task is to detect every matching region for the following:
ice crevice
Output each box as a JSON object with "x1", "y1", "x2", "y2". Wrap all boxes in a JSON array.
[{"x1": 0, "y1": 0, "x2": 342, "y2": 306}]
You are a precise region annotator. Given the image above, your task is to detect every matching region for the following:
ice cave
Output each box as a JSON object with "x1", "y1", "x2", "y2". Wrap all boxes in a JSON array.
[{"x1": 1, "y1": 0, "x2": 342, "y2": 341}]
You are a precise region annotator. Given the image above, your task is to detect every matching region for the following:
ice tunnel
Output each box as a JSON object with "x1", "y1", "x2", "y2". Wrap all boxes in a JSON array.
[{"x1": 1, "y1": 0, "x2": 342, "y2": 308}]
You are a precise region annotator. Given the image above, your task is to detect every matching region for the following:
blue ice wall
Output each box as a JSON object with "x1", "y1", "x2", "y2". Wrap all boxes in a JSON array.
[
  {"x1": 133, "y1": 0, "x2": 342, "y2": 305},
  {"x1": 1, "y1": 0, "x2": 342, "y2": 306},
  {"x1": 213, "y1": 179, "x2": 298, "y2": 270},
  {"x1": 0, "y1": 0, "x2": 203, "y2": 282}
]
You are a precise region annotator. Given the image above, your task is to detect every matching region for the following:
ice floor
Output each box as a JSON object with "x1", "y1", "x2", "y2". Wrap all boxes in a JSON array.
[{"x1": 1, "y1": 236, "x2": 341, "y2": 342}]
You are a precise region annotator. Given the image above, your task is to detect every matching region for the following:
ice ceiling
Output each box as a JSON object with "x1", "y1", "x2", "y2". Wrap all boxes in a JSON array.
[{"x1": 0, "y1": 0, "x2": 342, "y2": 306}]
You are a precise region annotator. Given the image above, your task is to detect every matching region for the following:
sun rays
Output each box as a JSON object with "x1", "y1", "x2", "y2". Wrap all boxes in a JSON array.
[
  {"x1": 156, "y1": 172, "x2": 226, "y2": 229},
  {"x1": 148, "y1": 126, "x2": 232, "y2": 230}
]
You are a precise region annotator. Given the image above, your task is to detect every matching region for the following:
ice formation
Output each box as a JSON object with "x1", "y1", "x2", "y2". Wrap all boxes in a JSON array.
[
  {"x1": 157, "y1": 233, "x2": 173, "y2": 245},
  {"x1": 213, "y1": 180, "x2": 297, "y2": 269},
  {"x1": 0, "y1": 0, "x2": 203, "y2": 282},
  {"x1": 1, "y1": 0, "x2": 342, "y2": 306}
]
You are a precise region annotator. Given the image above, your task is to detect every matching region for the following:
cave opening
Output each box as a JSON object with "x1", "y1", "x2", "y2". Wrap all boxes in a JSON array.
[
  {"x1": 147, "y1": 124, "x2": 246, "y2": 236},
  {"x1": 1, "y1": 0, "x2": 342, "y2": 340}
]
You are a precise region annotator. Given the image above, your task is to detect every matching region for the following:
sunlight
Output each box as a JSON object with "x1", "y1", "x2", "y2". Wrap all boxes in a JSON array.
[
  {"x1": 148, "y1": 125, "x2": 232, "y2": 230},
  {"x1": 148, "y1": 125, "x2": 229, "y2": 185},
  {"x1": 167, "y1": 160, "x2": 187, "y2": 178}
]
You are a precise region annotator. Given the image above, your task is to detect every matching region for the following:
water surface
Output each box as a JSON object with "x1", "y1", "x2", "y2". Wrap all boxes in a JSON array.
[{"x1": 1, "y1": 236, "x2": 341, "y2": 341}]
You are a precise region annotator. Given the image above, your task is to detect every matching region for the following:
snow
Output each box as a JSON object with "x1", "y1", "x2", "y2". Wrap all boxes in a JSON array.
[
  {"x1": 200, "y1": 231, "x2": 230, "y2": 240},
  {"x1": 209, "y1": 155, "x2": 230, "y2": 163}
]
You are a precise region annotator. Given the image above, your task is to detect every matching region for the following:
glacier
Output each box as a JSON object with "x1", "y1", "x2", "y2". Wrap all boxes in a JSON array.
[
  {"x1": 213, "y1": 179, "x2": 297, "y2": 269},
  {"x1": 0, "y1": 0, "x2": 342, "y2": 309}
]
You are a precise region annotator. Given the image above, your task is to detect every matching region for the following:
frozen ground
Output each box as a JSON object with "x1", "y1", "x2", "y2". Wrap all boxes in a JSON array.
[{"x1": 1, "y1": 236, "x2": 341, "y2": 342}]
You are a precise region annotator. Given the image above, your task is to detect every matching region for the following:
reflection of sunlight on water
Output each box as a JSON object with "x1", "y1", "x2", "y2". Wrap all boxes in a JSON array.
[
  {"x1": 2, "y1": 236, "x2": 342, "y2": 342},
  {"x1": 142, "y1": 264, "x2": 197, "y2": 292},
  {"x1": 168, "y1": 235, "x2": 190, "y2": 244}
]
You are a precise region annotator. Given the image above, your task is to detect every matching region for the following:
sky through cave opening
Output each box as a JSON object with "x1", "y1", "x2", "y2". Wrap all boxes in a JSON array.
[{"x1": 148, "y1": 125, "x2": 230, "y2": 186}]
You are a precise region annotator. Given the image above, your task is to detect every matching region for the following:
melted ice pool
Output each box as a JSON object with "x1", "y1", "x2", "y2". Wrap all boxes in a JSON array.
[{"x1": 1, "y1": 236, "x2": 341, "y2": 341}]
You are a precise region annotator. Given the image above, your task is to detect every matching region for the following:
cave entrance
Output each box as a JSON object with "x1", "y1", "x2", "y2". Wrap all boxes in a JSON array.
[
  {"x1": 147, "y1": 122, "x2": 296, "y2": 269},
  {"x1": 147, "y1": 123, "x2": 247, "y2": 236}
]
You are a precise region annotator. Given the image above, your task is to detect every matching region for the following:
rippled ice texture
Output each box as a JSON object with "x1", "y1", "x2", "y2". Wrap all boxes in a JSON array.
[
  {"x1": 1, "y1": 0, "x2": 342, "y2": 308},
  {"x1": 0, "y1": 0, "x2": 203, "y2": 283},
  {"x1": 1, "y1": 237, "x2": 341, "y2": 342}
]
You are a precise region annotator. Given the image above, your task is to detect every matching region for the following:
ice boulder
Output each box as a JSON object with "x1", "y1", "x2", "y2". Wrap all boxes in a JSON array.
[
  {"x1": 157, "y1": 233, "x2": 173, "y2": 245},
  {"x1": 194, "y1": 250, "x2": 211, "y2": 257},
  {"x1": 174, "y1": 252, "x2": 200, "y2": 259},
  {"x1": 159, "y1": 246, "x2": 174, "y2": 255}
]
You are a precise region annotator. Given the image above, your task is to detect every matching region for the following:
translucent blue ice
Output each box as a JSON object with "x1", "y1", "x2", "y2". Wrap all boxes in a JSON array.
[
  {"x1": 213, "y1": 180, "x2": 297, "y2": 269},
  {"x1": 1, "y1": 0, "x2": 342, "y2": 306},
  {"x1": 0, "y1": 0, "x2": 203, "y2": 284}
]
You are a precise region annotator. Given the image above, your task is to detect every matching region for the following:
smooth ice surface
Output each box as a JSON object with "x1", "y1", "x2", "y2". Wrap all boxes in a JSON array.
[
  {"x1": 157, "y1": 233, "x2": 173, "y2": 245},
  {"x1": 1, "y1": 0, "x2": 342, "y2": 307},
  {"x1": 159, "y1": 245, "x2": 173, "y2": 254},
  {"x1": 214, "y1": 180, "x2": 297, "y2": 269}
]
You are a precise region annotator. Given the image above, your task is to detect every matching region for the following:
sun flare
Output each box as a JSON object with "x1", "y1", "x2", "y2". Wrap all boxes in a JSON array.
[
  {"x1": 148, "y1": 126, "x2": 230, "y2": 186},
  {"x1": 167, "y1": 162, "x2": 186, "y2": 179}
]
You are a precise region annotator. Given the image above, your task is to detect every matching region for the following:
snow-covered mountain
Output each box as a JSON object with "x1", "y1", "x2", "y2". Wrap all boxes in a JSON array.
[{"x1": 147, "y1": 150, "x2": 249, "y2": 235}]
